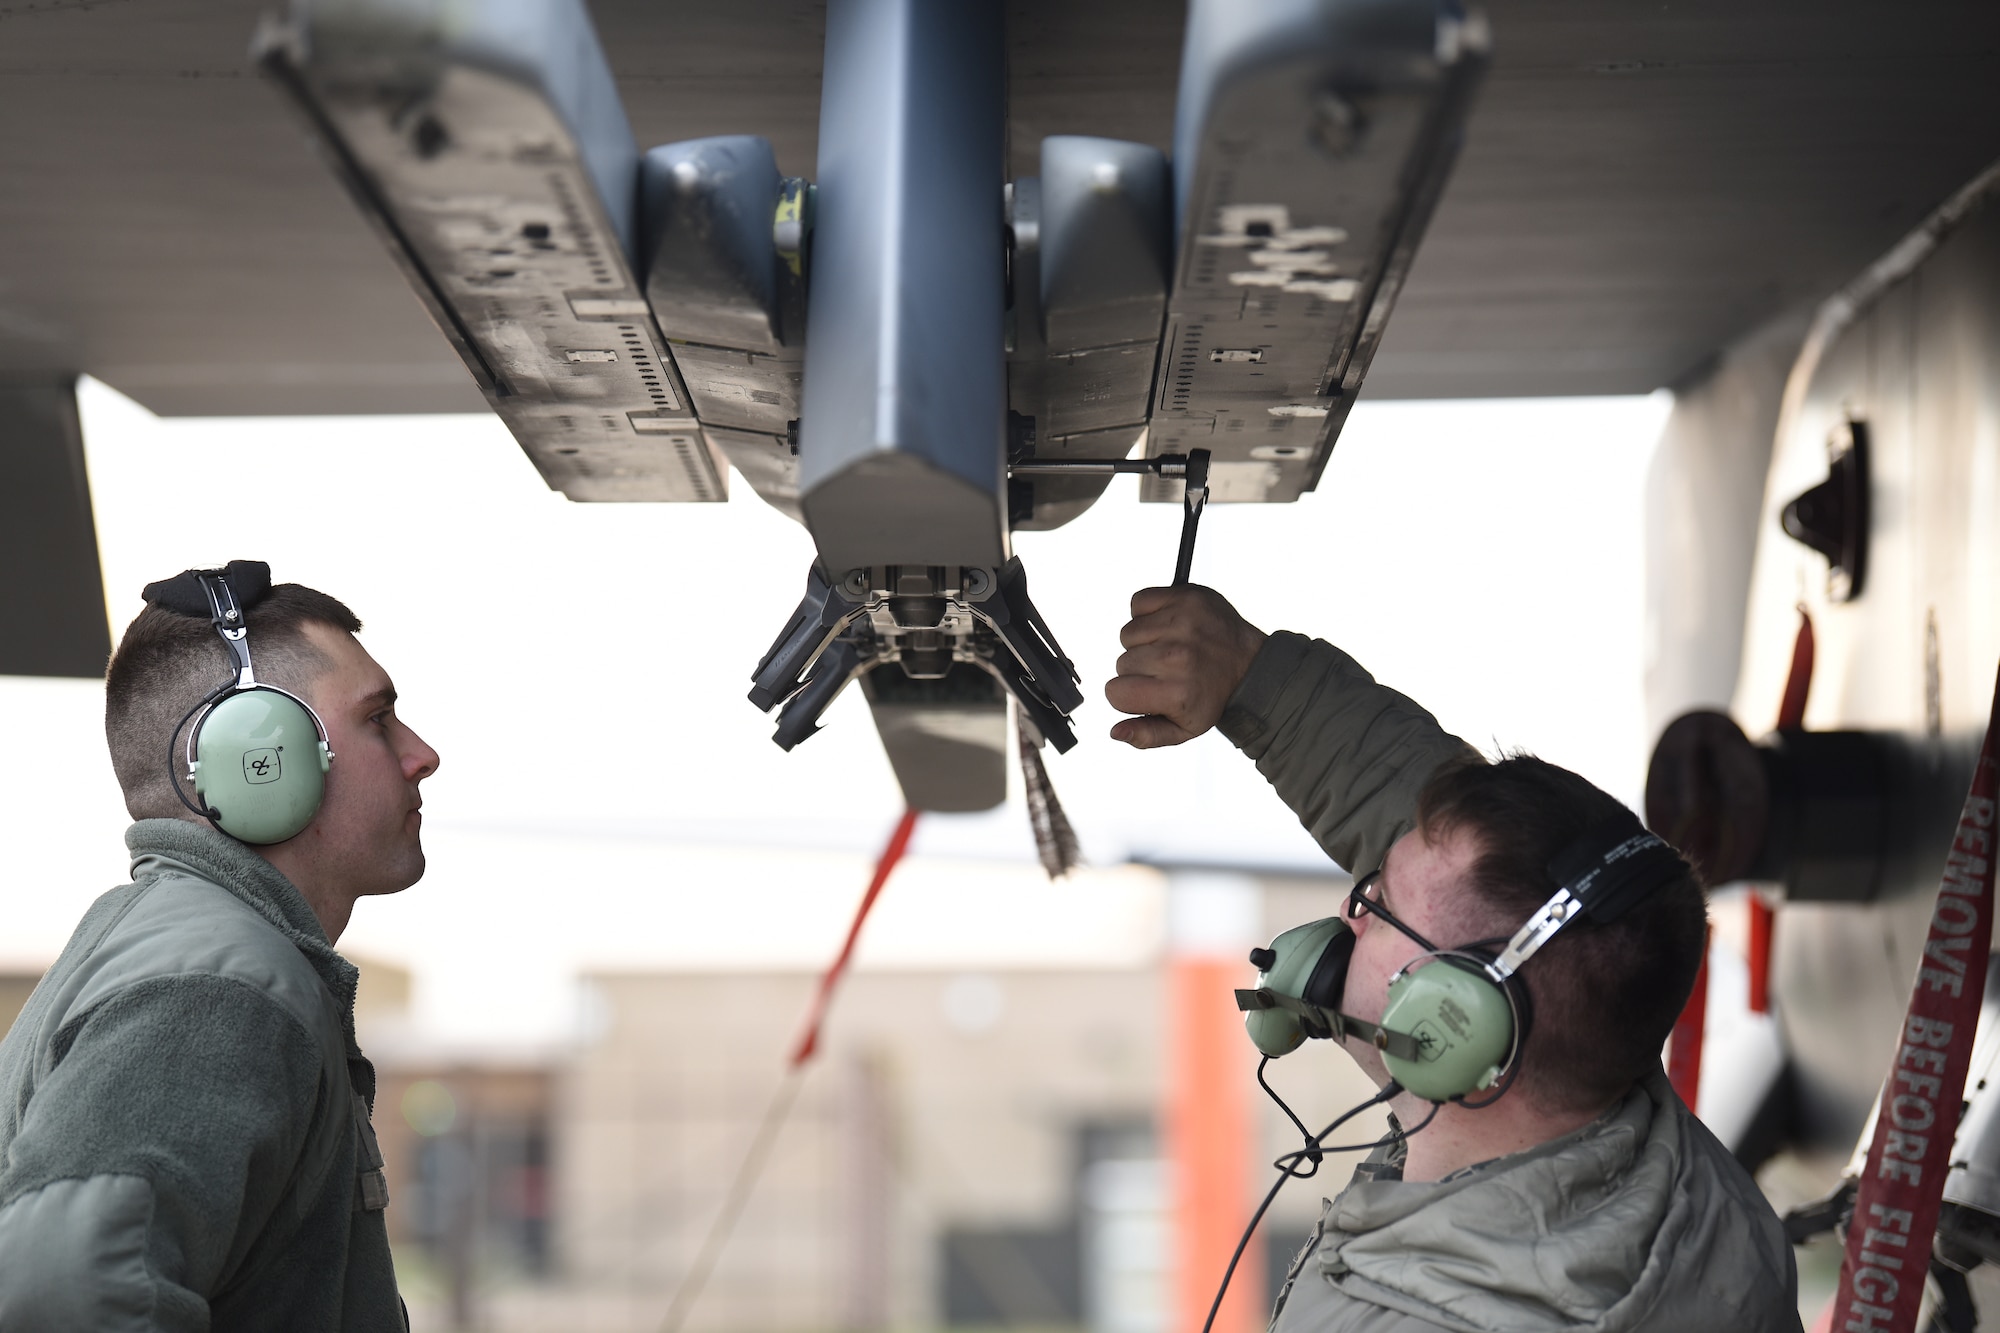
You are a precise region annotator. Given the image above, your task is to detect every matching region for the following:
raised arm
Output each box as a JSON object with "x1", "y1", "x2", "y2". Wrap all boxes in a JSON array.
[{"x1": 1106, "y1": 586, "x2": 1481, "y2": 873}]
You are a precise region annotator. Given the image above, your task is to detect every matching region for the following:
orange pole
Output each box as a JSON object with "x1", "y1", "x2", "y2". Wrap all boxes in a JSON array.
[{"x1": 1169, "y1": 957, "x2": 1263, "y2": 1333}]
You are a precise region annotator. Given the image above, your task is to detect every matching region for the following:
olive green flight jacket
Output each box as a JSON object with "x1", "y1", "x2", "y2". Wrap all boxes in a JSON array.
[{"x1": 0, "y1": 819, "x2": 404, "y2": 1331}]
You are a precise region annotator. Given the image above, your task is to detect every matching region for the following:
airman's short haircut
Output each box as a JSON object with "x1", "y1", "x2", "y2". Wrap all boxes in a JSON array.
[
  {"x1": 105, "y1": 585, "x2": 361, "y2": 821},
  {"x1": 1416, "y1": 754, "x2": 1709, "y2": 1116}
]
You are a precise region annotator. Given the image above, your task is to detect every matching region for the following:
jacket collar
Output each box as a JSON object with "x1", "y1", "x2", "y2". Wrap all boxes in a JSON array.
[
  {"x1": 1318, "y1": 1072, "x2": 1681, "y2": 1331},
  {"x1": 125, "y1": 817, "x2": 360, "y2": 1036}
]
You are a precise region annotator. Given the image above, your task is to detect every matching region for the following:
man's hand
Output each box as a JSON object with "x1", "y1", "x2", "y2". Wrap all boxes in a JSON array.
[{"x1": 1105, "y1": 586, "x2": 1267, "y2": 749}]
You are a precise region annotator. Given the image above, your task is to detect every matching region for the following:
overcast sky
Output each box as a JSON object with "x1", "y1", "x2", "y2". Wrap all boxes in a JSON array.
[{"x1": 0, "y1": 381, "x2": 1668, "y2": 1044}]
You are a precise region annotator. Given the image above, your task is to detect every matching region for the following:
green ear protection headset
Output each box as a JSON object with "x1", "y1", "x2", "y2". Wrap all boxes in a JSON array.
[
  {"x1": 1236, "y1": 818, "x2": 1690, "y2": 1103},
  {"x1": 154, "y1": 563, "x2": 335, "y2": 845}
]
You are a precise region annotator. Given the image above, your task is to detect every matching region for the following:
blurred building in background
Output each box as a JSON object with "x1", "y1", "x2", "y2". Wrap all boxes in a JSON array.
[{"x1": 353, "y1": 869, "x2": 1370, "y2": 1333}]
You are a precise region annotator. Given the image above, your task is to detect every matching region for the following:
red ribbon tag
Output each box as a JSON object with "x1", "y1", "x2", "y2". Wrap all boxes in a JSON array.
[
  {"x1": 1824, "y1": 667, "x2": 2000, "y2": 1333},
  {"x1": 1666, "y1": 926, "x2": 1710, "y2": 1107},
  {"x1": 788, "y1": 808, "x2": 920, "y2": 1067}
]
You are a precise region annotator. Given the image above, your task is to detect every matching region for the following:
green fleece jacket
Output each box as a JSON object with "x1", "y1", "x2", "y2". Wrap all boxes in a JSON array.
[
  {"x1": 1219, "y1": 633, "x2": 1800, "y2": 1332},
  {"x1": 0, "y1": 820, "x2": 403, "y2": 1331}
]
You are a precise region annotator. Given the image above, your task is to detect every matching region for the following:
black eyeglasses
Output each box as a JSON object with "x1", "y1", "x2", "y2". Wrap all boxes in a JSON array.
[{"x1": 1345, "y1": 868, "x2": 1445, "y2": 954}]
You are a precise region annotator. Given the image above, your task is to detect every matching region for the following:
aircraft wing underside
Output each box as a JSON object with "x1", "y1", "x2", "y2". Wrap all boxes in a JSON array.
[{"x1": 257, "y1": 0, "x2": 1487, "y2": 811}]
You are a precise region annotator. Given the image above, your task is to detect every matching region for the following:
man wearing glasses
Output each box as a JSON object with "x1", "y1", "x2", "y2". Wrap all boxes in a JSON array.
[{"x1": 1106, "y1": 585, "x2": 1800, "y2": 1332}]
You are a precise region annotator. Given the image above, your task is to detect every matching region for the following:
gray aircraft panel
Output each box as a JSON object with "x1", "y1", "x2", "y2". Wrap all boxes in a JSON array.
[
  {"x1": 2, "y1": 0, "x2": 1999, "y2": 417},
  {"x1": 1374, "y1": 1, "x2": 2000, "y2": 397},
  {"x1": 0, "y1": 381, "x2": 110, "y2": 678}
]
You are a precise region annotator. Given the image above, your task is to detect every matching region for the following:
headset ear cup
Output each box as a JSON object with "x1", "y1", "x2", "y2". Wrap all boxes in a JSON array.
[
  {"x1": 1243, "y1": 916, "x2": 1354, "y2": 1058},
  {"x1": 1378, "y1": 960, "x2": 1517, "y2": 1102},
  {"x1": 1245, "y1": 1007, "x2": 1307, "y2": 1058},
  {"x1": 191, "y1": 688, "x2": 329, "y2": 845},
  {"x1": 1452, "y1": 951, "x2": 1535, "y2": 1109}
]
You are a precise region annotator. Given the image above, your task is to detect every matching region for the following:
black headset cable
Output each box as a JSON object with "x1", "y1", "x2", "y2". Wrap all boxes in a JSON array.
[
  {"x1": 1307, "y1": 1097, "x2": 1440, "y2": 1158},
  {"x1": 1198, "y1": 1080, "x2": 1434, "y2": 1333},
  {"x1": 1257, "y1": 1056, "x2": 1323, "y2": 1176},
  {"x1": 165, "y1": 677, "x2": 236, "y2": 822}
]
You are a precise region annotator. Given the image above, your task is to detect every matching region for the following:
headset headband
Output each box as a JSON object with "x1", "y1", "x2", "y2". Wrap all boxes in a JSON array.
[
  {"x1": 1488, "y1": 817, "x2": 1688, "y2": 980},
  {"x1": 142, "y1": 560, "x2": 275, "y2": 689},
  {"x1": 197, "y1": 573, "x2": 256, "y2": 687}
]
